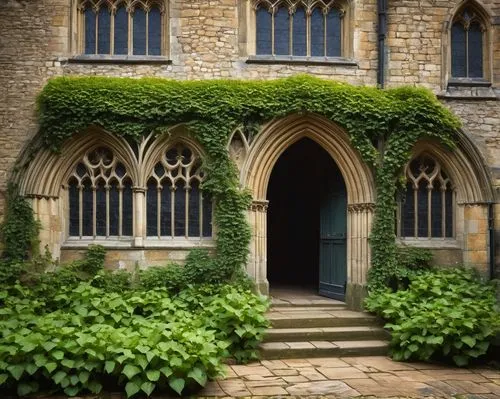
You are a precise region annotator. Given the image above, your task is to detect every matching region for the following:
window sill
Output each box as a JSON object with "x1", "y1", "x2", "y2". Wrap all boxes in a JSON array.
[
  {"x1": 397, "y1": 238, "x2": 460, "y2": 249},
  {"x1": 62, "y1": 237, "x2": 215, "y2": 250},
  {"x1": 447, "y1": 78, "x2": 491, "y2": 87},
  {"x1": 246, "y1": 55, "x2": 358, "y2": 67},
  {"x1": 66, "y1": 55, "x2": 172, "y2": 65},
  {"x1": 438, "y1": 78, "x2": 498, "y2": 100}
]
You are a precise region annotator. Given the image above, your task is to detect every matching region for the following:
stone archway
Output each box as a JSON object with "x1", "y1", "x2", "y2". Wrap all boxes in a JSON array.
[{"x1": 240, "y1": 113, "x2": 376, "y2": 308}]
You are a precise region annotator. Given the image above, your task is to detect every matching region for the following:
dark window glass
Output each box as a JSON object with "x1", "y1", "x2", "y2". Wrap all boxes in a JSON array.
[
  {"x1": 174, "y1": 181, "x2": 186, "y2": 237},
  {"x1": 84, "y1": 8, "x2": 96, "y2": 54},
  {"x1": 133, "y1": 7, "x2": 147, "y2": 55},
  {"x1": 122, "y1": 180, "x2": 133, "y2": 236},
  {"x1": 82, "y1": 179, "x2": 93, "y2": 236},
  {"x1": 417, "y1": 183, "x2": 428, "y2": 237},
  {"x1": 326, "y1": 8, "x2": 341, "y2": 57},
  {"x1": 148, "y1": 7, "x2": 162, "y2": 55},
  {"x1": 97, "y1": 7, "x2": 111, "y2": 54},
  {"x1": 311, "y1": 8, "x2": 325, "y2": 57},
  {"x1": 401, "y1": 183, "x2": 415, "y2": 237},
  {"x1": 96, "y1": 181, "x2": 106, "y2": 236},
  {"x1": 69, "y1": 179, "x2": 80, "y2": 236},
  {"x1": 451, "y1": 22, "x2": 466, "y2": 77},
  {"x1": 468, "y1": 22, "x2": 483, "y2": 78},
  {"x1": 114, "y1": 6, "x2": 128, "y2": 55},
  {"x1": 202, "y1": 192, "x2": 212, "y2": 237},
  {"x1": 431, "y1": 182, "x2": 443, "y2": 237},
  {"x1": 256, "y1": 7, "x2": 272, "y2": 55},
  {"x1": 274, "y1": 6, "x2": 290, "y2": 55},
  {"x1": 147, "y1": 180, "x2": 158, "y2": 236},
  {"x1": 292, "y1": 8, "x2": 307, "y2": 56},
  {"x1": 445, "y1": 190, "x2": 453, "y2": 237},
  {"x1": 188, "y1": 181, "x2": 201, "y2": 237},
  {"x1": 160, "y1": 181, "x2": 172, "y2": 236},
  {"x1": 109, "y1": 182, "x2": 119, "y2": 236}
]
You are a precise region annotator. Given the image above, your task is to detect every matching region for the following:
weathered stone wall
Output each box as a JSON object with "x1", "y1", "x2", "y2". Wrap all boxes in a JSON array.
[{"x1": 0, "y1": 0, "x2": 499, "y2": 275}]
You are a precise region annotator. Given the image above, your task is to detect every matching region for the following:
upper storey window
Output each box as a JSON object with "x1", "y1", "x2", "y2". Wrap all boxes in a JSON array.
[
  {"x1": 78, "y1": 0, "x2": 166, "y2": 56},
  {"x1": 254, "y1": 1, "x2": 344, "y2": 57},
  {"x1": 451, "y1": 7, "x2": 486, "y2": 78}
]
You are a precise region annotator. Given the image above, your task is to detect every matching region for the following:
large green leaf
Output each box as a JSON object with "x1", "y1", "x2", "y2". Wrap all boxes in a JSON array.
[
  {"x1": 125, "y1": 381, "x2": 140, "y2": 398},
  {"x1": 188, "y1": 366, "x2": 207, "y2": 387},
  {"x1": 169, "y1": 377, "x2": 185, "y2": 395},
  {"x1": 122, "y1": 364, "x2": 141, "y2": 380}
]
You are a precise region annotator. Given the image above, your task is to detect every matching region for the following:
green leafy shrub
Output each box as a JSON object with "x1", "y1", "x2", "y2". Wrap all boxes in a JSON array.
[
  {"x1": 386, "y1": 246, "x2": 433, "y2": 291},
  {"x1": 0, "y1": 282, "x2": 269, "y2": 397},
  {"x1": 139, "y1": 264, "x2": 186, "y2": 292},
  {"x1": 365, "y1": 268, "x2": 500, "y2": 366}
]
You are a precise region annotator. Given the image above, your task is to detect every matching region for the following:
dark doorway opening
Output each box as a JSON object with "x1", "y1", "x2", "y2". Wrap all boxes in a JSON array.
[{"x1": 267, "y1": 138, "x2": 345, "y2": 291}]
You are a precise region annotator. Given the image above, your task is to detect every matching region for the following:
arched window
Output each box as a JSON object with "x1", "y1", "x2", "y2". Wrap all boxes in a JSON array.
[
  {"x1": 451, "y1": 6, "x2": 486, "y2": 78},
  {"x1": 68, "y1": 147, "x2": 133, "y2": 238},
  {"x1": 146, "y1": 144, "x2": 212, "y2": 238},
  {"x1": 399, "y1": 155, "x2": 454, "y2": 238},
  {"x1": 254, "y1": 1, "x2": 345, "y2": 57},
  {"x1": 79, "y1": 0, "x2": 165, "y2": 56}
]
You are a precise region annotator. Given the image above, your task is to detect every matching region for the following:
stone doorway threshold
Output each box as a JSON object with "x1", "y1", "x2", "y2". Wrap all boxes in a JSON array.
[{"x1": 269, "y1": 285, "x2": 345, "y2": 307}]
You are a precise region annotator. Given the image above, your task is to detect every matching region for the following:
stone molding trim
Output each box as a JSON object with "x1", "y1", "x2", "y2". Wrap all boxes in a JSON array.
[
  {"x1": 250, "y1": 200, "x2": 269, "y2": 213},
  {"x1": 347, "y1": 203, "x2": 375, "y2": 213}
]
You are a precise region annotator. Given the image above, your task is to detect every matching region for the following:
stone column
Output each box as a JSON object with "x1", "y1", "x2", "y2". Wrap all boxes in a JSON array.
[
  {"x1": 247, "y1": 199, "x2": 269, "y2": 295},
  {"x1": 133, "y1": 188, "x2": 146, "y2": 247},
  {"x1": 28, "y1": 195, "x2": 62, "y2": 260},
  {"x1": 346, "y1": 202, "x2": 374, "y2": 310}
]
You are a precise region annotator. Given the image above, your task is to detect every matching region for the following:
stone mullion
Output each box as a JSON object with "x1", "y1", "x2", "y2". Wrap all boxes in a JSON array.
[
  {"x1": 106, "y1": 185, "x2": 110, "y2": 237},
  {"x1": 185, "y1": 185, "x2": 189, "y2": 238}
]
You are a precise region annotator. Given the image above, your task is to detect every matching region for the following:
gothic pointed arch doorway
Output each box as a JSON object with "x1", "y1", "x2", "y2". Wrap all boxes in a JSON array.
[{"x1": 267, "y1": 138, "x2": 347, "y2": 300}]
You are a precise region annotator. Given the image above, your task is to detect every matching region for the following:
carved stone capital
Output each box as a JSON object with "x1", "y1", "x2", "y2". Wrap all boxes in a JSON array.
[
  {"x1": 250, "y1": 200, "x2": 269, "y2": 213},
  {"x1": 347, "y1": 202, "x2": 375, "y2": 213}
]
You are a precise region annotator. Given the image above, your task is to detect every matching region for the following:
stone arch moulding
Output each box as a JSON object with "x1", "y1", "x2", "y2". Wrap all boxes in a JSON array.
[{"x1": 240, "y1": 113, "x2": 375, "y2": 309}]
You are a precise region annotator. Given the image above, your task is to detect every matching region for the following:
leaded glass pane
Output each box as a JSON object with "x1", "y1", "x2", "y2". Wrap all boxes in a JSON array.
[
  {"x1": 326, "y1": 8, "x2": 341, "y2": 57},
  {"x1": 451, "y1": 22, "x2": 466, "y2": 77},
  {"x1": 114, "y1": 6, "x2": 128, "y2": 55},
  {"x1": 311, "y1": 8, "x2": 325, "y2": 57},
  {"x1": 292, "y1": 7, "x2": 306, "y2": 56},
  {"x1": 148, "y1": 7, "x2": 162, "y2": 55},
  {"x1": 430, "y1": 182, "x2": 443, "y2": 237},
  {"x1": 69, "y1": 179, "x2": 80, "y2": 236},
  {"x1": 146, "y1": 180, "x2": 158, "y2": 236},
  {"x1": 468, "y1": 22, "x2": 483, "y2": 78},
  {"x1": 82, "y1": 179, "x2": 93, "y2": 236},
  {"x1": 256, "y1": 7, "x2": 272, "y2": 55},
  {"x1": 174, "y1": 181, "x2": 186, "y2": 237},
  {"x1": 97, "y1": 7, "x2": 111, "y2": 54},
  {"x1": 160, "y1": 181, "x2": 172, "y2": 236},
  {"x1": 95, "y1": 181, "x2": 106, "y2": 236},
  {"x1": 109, "y1": 182, "x2": 119, "y2": 235},
  {"x1": 188, "y1": 181, "x2": 200, "y2": 237},
  {"x1": 122, "y1": 181, "x2": 133, "y2": 236},
  {"x1": 274, "y1": 6, "x2": 290, "y2": 55},
  {"x1": 445, "y1": 190, "x2": 453, "y2": 237},
  {"x1": 133, "y1": 7, "x2": 147, "y2": 55},
  {"x1": 417, "y1": 183, "x2": 428, "y2": 237},
  {"x1": 401, "y1": 183, "x2": 414, "y2": 237},
  {"x1": 84, "y1": 8, "x2": 96, "y2": 54},
  {"x1": 202, "y1": 192, "x2": 213, "y2": 237}
]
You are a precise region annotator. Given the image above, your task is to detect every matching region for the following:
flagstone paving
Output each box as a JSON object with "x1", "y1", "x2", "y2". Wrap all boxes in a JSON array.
[{"x1": 197, "y1": 356, "x2": 500, "y2": 398}]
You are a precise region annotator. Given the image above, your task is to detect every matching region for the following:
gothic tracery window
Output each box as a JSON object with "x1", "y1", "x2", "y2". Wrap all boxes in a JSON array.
[
  {"x1": 254, "y1": 1, "x2": 344, "y2": 57},
  {"x1": 146, "y1": 144, "x2": 212, "y2": 239},
  {"x1": 68, "y1": 147, "x2": 133, "y2": 238},
  {"x1": 451, "y1": 7, "x2": 485, "y2": 78},
  {"x1": 78, "y1": 0, "x2": 165, "y2": 56},
  {"x1": 400, "y1": 156, "x2": 454, "y2": 238}
]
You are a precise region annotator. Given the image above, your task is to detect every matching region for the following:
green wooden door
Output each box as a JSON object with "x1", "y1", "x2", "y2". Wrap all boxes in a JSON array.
[{"x1": 319, "y1": 173, "x2": 347, "y2": 300}]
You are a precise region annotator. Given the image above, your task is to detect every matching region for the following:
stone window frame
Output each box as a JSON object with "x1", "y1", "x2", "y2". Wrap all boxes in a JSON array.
[
  {"x1": 442, "y1": 0, "x2": 493, "y2": 88},
  {"x1": 69, "y1": 0, "x2": 171, "y2": 63},
  {"x1": 397, "y1": 154, "x2": 457, "y2": 241},
  {"x1": 239, "y1": 0, "x2": 355, "y2": 66}
]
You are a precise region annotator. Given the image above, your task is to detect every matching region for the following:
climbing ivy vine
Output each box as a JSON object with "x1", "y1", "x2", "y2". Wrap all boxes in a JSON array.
[{"x1": 28, "y1": 76, "x2": 461, "y2": 289}]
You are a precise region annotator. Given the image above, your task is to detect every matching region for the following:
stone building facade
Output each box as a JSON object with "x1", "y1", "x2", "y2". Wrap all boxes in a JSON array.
[{"x1": 0, "y1": 0, "x2": 499, "y2": 306}]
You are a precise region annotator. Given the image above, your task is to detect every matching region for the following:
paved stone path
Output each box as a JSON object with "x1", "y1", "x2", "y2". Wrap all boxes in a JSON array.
[{"x1": 197, "y1": 356, "x2": 500, "y2": 398}]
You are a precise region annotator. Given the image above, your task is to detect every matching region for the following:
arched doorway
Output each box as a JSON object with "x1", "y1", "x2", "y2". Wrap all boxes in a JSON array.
[{"x1": 267, "y1": 138, "x2": 347, "y2": 300}]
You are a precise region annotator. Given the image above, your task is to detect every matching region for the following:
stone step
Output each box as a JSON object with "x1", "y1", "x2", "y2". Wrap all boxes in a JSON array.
[
  {"x1": 271, "y1": 298, "x2": 346, "y2": 308},
  {"x1": 264, "y1": 326, "x2": 389, "y2": 342},
  {"x1": 268, "y1": 310, "x2": 378, "y2": 328},
  {"x1": 259, "y1": 340, "x2": 389, "y2": 360},
  {"x1": 269, "y1": 305, "x2": 348, "y2": 312}
]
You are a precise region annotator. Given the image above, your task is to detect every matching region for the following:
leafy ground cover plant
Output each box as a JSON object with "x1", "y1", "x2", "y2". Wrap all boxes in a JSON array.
[
  {"x1": 365, "y1": 268, "x2": 500, "y2": 366},
  {"x1": 0, "y1": 280, "x2": 269, "y2": 397}
]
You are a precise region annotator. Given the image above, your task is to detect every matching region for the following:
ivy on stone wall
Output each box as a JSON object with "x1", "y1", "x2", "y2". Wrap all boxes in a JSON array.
[{"x1": 31, "y1": 75, "x2": 460, "y2": 289}]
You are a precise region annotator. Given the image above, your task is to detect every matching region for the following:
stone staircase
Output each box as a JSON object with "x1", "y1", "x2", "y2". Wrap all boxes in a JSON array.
[{"x1": 259, "y1": 292, "x2": 390, "y2": 359}]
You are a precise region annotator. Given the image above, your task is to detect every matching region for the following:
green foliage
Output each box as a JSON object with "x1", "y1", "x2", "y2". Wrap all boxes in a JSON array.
[
  {"x1": 0, "y1": 281, "x2": 269, "y2": 397},
  {"x1": 34, "y1": 75, "x2": 461, "y2": 288},
  {"x1": 385, "y1": 246, "x2": 434, "y2": 291},
  {"x1": 365, "y1": 268, "x2": 500, "y2": 366}
]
